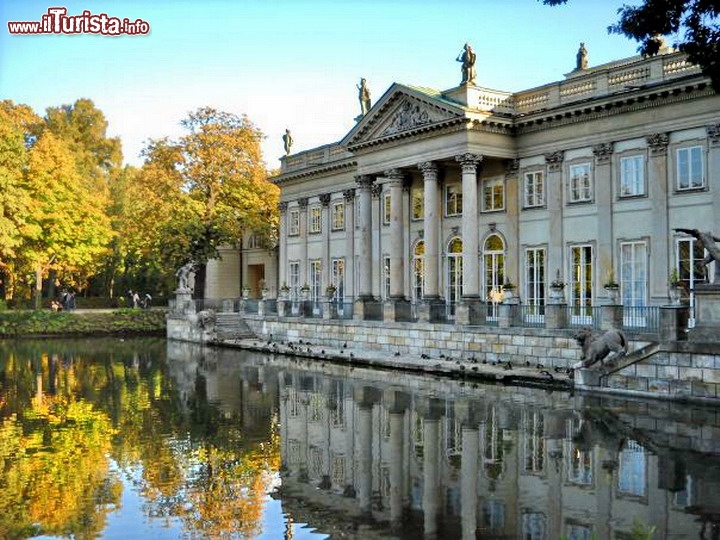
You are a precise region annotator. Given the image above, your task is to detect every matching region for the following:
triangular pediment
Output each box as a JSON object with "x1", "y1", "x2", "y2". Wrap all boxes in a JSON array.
[{"x1": 342, "y1": 84, "x2": 467, "y2": 148}]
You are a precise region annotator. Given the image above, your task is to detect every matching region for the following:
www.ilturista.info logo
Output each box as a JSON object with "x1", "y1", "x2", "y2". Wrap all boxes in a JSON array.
[{"x1": 7, "y1": 7, "x2": 150, "y2": 35}]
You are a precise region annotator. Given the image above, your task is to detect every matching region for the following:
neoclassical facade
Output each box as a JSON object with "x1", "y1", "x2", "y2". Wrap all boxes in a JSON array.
[{"x1": 273, "y1": 48, "x2": 720, "y2": 323}]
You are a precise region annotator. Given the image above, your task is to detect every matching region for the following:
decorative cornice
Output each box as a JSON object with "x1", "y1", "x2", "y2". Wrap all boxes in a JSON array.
[
  {"x1": 544, "y1": 151, "x2": 564, "y2": 172},
  {"x1": 272, "y1": 159, "x2": 357, "y2": 185},
  {"x1": 319, "y1": 193, "x2": 331, "y2": 207},
  {"x1": 707, "y1": 123, "x2": 720, "y2": 147},
  {"x1": 455, "y1": 153, "x2": 483, "y2": 173},
  {"x1": 371, "y1": 184, "x2": 383, "y2": 198},
  {"x1": 343, "y1": 188, "x2": 356, "y2": 201},
  {"x1": 646, "y1": 132, "x2": 670, "y2": 155},
  {"x1": 297, "y1": 197, "x2": 309, "y2": 209},
  {"x1": 355, "y1": 175, "x2": 374, "y2": 190},
  {"x1": 592, "y1": 142, "x2": 614, "y2": 163},
  {"x1": 278, "y1": 201, "x2": 288, "y2": 212}
]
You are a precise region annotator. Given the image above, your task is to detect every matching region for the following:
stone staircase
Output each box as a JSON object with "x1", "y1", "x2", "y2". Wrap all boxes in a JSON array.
[{"x1": 215, "y1": 312, "x2": 255, "y2": 340}]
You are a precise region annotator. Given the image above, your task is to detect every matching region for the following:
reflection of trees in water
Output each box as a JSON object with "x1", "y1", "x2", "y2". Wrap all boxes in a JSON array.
[{"x1": 0, "y1": 338, "x2": 281, "y2": 539}]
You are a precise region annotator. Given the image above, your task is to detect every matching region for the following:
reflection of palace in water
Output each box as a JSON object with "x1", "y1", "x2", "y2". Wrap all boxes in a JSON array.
[{"x1": 168, "y1": 345, "x2": 720, "y2": 539}]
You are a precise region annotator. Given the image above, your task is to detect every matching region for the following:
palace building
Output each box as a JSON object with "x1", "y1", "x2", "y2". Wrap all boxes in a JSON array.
[{"x1": 271, "y1": 45, "x2": 720, "y2": 324}]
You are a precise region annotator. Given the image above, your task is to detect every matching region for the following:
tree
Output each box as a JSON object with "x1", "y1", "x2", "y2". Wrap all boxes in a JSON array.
[
  {"x1": 142, "y1": 108, "x2": 279, "y2": 298},
  {"x1": 543, "y1": 0, "x2": 720, "y2": 91}
]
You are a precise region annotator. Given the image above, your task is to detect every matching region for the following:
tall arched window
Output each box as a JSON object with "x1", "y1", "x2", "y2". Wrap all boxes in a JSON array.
[
  {"x1": 483, "y1": 234, "x2": 506, "y2": 304},
  {"x1": 446, "y1": 237, "x2": 463, "y2": 311},
  {"x1": 412, "y1": 240, "x2": 425, "y2": 301}
]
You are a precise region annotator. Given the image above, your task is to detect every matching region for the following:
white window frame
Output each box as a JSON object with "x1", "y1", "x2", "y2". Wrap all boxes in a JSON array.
[
  {"x1": 288, "y1": 261, "x2": 300, "y2": 300},
  {"x1": 570, "y1": 244, "x2": 593, "y2": 323},
  {"x1": 289, "y1": 209, "x2": 300, "y2": 236},
  {"x1": 677, "y1": 237, "x2": 708, "y2": 328},
  {"x1": 331, "y1": 201, "x2": 344, "y2": 231},
  {"x1": 568, "y1": 162, "x2": 592, "y2": 203},
  {"x1": 331, "y1": 258, "x2": 345, "y2": 313},
  {"x1": 309, "y1": 206, "x2": 322, "y2": 234},
  {"x1": 524, "y1": 171, "x2": 544, "y2": 208},
  {"x1": 412, "y1": 241, "x2": 425, "y2": 301},
  {"x1": 525, "y1": 247, "x2": 545, "y2": 320},
  {"x1": 619, "y1": 154, "x2": 645, "y2": 197},
  {"x1": 383, "y1": 256, "x2": 391, "y2": 299},
  {"x1": 445, "y1": 184, "x2": 462, "y2": 217},
  {"x1": 310, "y1": 260, "x2": 322, "y2": 306},
  {"x1": 482, "y1": 176, "x2": 505, "y2": 212},
  {"x1": 676, "y1": 145, "x2": 704, "y2": 191}
]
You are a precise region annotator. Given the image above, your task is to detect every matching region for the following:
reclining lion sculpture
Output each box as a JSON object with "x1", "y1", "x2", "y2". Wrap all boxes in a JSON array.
[{"x1": 572, "y1": 327, "x2": 628, "y2": 370}]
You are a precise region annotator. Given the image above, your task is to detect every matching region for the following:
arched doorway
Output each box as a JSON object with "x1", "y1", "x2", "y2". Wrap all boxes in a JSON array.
[{"x1": 483, "y1": 234, "x2": 506, "y2": 319}]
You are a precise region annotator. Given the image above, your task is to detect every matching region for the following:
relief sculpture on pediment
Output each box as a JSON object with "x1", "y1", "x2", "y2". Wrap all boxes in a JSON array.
[{"x1": 382, "y1": 100, "x2": 432, "y2": 136}]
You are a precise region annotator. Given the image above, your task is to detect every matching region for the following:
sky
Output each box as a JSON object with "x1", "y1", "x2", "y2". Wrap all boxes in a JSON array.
[{"x1": 0, "y1": 0, "x2": 646, "y2": 171}]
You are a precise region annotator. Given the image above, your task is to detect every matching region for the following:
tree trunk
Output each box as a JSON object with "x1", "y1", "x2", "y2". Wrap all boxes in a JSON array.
[{"x1": 34, "y1": 262, "x2": 43, "y2": 310}]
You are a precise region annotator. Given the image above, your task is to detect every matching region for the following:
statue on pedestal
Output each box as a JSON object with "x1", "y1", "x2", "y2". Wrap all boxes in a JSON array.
[
  {"x1": 357, "y1": 78, "x2": 371, "y2": 117},
  {"x1": 576, "y1": 42, "x2": 588, "y2": 71},
  {"x1": 282, "y1": 129, "x2": 293, "y2": 156},
  {"x1": 675, "y1": 228, "x2": 720, "y2": 283},
  {"x1": 175, "y1": 261, "x2": 195, "y2": 292},
  {"x1": 456, "y1": 43, "x2": 476, "y2": 85}
]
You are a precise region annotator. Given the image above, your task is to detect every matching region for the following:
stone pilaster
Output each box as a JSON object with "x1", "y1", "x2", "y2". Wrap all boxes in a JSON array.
[
  {"x1": 278, "y1": 202, "x2": 288, "y2": 290},
  {"x1": 456, "y1": 153, "x2": 482, "y2": 298},
  {"x1": 343, "y1": 189, "x2": 356, "y2": 299},
  {"x1": 505, "y1": 159, "x2": 520, "y2": 288},
  {"x1": 298, "y1": 197, "x2": 309, "y2": 288},
  {"x1": 319, "y1": 193, "x2": 331, "y2": 291},
  {"x1": 545, "y1": 151, "x2": 565, "y2": 286},
  {"x1": 708, "y1": 124, "x2": 720, "y2": 239},
  {"x1": 647, "y1": 133, "x2": 670, "y2": 300},
  {"x1": 593, "y1": 143, "x2": 614, "y2": 299}
]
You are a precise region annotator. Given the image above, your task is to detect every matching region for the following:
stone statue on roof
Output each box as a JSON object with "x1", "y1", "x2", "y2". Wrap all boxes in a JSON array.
[
  {"x1": 576, "y1": 42, "x2": 588, "y2": 71},
  {"x1": 282, "y1": 129, "x2": 293, "y2": 156},
  {"x1": 456, "y1": 43, "x2": 477, "y2": 85},
  {"x1": 357, "y1": 78, "x2": 371, "y2": 117}
]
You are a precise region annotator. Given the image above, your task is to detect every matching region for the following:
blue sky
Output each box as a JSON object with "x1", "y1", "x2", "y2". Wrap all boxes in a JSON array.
[{"x1": 1, "y1": 0, "x2": 645, "y2": 170}]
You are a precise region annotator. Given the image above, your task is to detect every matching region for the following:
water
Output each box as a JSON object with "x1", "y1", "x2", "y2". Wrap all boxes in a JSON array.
[{"x1": 1, "y1": 338, "x2": 719, "y2": 539}]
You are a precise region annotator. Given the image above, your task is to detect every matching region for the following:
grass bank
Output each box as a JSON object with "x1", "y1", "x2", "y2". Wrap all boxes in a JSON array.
[{"x1": 0, "y1": 309, "x2": 166, "y2": 338}]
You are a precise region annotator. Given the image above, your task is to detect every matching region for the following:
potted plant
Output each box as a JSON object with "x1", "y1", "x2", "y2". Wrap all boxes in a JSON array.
[
  {"x1": 325, "y1": 283, "x2": 337, "y2": 299},
  {"x1": 604, "y1": 268, "x2": 620, "y2": 304},
  {"x1": 549, "y1": 269, "x2": 565, "y2": 303},
  {"x1": 668, "y1": 268, "x2": 682, "y2": 305},
  {"x1": 279, "y1": 283, "x2": 290, "y2": 300}
]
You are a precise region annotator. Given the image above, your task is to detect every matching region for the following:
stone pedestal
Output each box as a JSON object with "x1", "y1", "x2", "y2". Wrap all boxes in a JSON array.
[
  {"x1": 417, "y1": 298, "x2": 445, "y2": 323},
  {"x1": 258, "y1": 299, "x2": 266, "y2": 317},
  {"x1": 383, "y1": 299, "x2": 412, "y2": 322},
  {"x1": 689, "y1": 284, "x2": 720, "y2": 343},
  {"x1": 498, "y1": 303, "x2": 512, "y2": 328},
  {"x1": 277, "y1": 299, "x2": 289, "y2": 317},
  {"x1": 659, "y1": 305, "x2": 689, "y2": 342},
  {"x1": 600, "y1": 304, "x2": 622, "y2": 330},
  {"x1": 354, "y1": 297, "x2": 380, "y2": 321},
  {"x1": 545, "y1": 303, "x2": 568, "y2": 329},
  {"x1": 455, "y1": 297, "x2": 484, "y2": 325},
  {"x1": 323, "y1": 300, "x2": 338, "y2": 320},
  {"x1": 576, "y1": 368, "x2": 602, "y2": 387},
  {"x1": 174, "y1": 290, "x2": 193, "y2": 313}
]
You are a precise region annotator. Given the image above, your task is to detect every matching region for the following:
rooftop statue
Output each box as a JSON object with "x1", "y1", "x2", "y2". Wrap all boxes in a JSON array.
[
  {"x1": 357, "y1": 77, "x2": 371, "y2": 117},
  {"x1": 282, "y1": 129, "x2": 293, "y2": 156},
  {"x1": 576, "y1": 42, "x2": 588, "y2": 70},
  {"x1": 175, "y1": 261, "x2": 195, "y2": 292},
  {"x1": 456, "y1": 43, "x2": 476, "y2": 85},
  {"x1": 675, "y1": 228, "x2": 720, "y2": 283}
]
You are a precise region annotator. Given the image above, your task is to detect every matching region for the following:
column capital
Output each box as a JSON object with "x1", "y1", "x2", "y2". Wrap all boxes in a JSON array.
[
  {"x1": 384, "y1": 168, "x2": 404, "y2": 180},
  {"x1": 319, "y1": 193, "x2": 331, "y2": 207},
  {"x1": 707, "y1": 123, "x2": 720, "y2": 147},
  {"x1": 297, "y1": 197, "x2": 309, "y2": 209},
  {"x1": 418, "y1": 161, "x2": 439, "y2": 179},
  {"x1": 455, "y1": 153, "x2": 483, "y2": 172},
  {"x1": 505, "y1": 158, "x2": 520, "y2": 177},
  {"x1": 355, "y1": 175, "x2": 374, "y2": 189},
  {"x1": 646, "y1": 132, "x2": 669, "y2": 155},
  {"x1": 544, "y1": 150, "x2": 564, "y2": 172},
  {"x1": 592, "y1": 142, "x2": 614, "y2": 163},
  {"x1": 371, "y1": 184, "x2": 383, "y2": 198},
  {"x1": 343, "y1": 188, "x2": 356, "y2": 201},
  {"x1": 278, "y1": 201, "x2": 288, "y2": 213}
]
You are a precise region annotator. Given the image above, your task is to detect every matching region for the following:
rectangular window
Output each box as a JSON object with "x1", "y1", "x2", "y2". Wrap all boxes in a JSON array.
[
  {"x1": 569, "y1": 163, "x2": 592, "y2": 202},
  {"x1": 618, "y1": 439, "x2": 647, "y2": 497},
  {"x1": 331, "y1": 201, "x2": 344, "y2": 231},
  {"x1": 289, "y1": 210, "x2": 300, "y2": 236},
  {"x1": 620, "y1": 241, "x2": 647, "y2": 307},
  {"x1": 525, "y1": 248, "x2": 546, "y2": 311},
  {"x1": 383, "y1": 193, "x2": 391, "y2": 225},
  {"x1": 524, "y1": 171, "x2": 544, "y2": 208},
  {"x1": 309, "y1": 206, "x2": 322, "y2": 234},
  {"x1": 411, "y1": 187, "x2": 424, "y2": 220},
  {"x1": 445, "y1": 184, "x2": 462, "y2": 216},
  {"x1": 331, "y1": 258, "x2": 345, "y2": 302},
  {"x1": 620, "y1": 155, "x2": 645, "y2": 197},
  {"x1": 289, "y1": 262, "x2": 300, "y2": 300},
  {"x1": 482, "y1": 177, "x2": 505, "y2": 212},
  {"x1": 677, "y1": 146, "x2": 704, "y2": 190},
  {"x1": 310, "y1": 260, "x2": 322, "y2": 303},
  {"x1": 570, "y1": 245, "x2": 593, "y2": 320}
]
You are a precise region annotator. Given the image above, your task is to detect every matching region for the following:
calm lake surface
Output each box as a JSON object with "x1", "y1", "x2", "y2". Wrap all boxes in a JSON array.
[{"x1": 1, "y1": 337, "x2": 719, "y2": 539}]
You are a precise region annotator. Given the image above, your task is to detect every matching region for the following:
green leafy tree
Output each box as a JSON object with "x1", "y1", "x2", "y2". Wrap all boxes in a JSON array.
[{"x1": 542, "y1": 0, "x2": 720, "y2": 91}]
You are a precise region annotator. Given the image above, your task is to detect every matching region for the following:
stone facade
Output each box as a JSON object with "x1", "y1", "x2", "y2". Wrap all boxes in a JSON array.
[{"x1": 273, "y1": 50, "x2": 720, "y2": 325}]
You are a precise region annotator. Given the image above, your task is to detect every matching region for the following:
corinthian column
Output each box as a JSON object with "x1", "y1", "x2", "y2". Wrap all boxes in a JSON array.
[
  {"x1": 386, "y1": 169, "x2": 406, "y2": 299},
  {"x1": 278, "y1": 202, "x2": 288, "y2": 289},
  {"x1": 456, "y1": 153, "x2": 482, "y2": 298},
  {"x1": 343, "y1": 189, "x2": 356, "y2": 299},
  {"x1": 319, "y1": 193, "x2": 331, "y2": 290},
  {"x1": 419, "y1": 162, "x2": 440, "y2": 298},
  {"x1": 355, "y1": 176, "x2": 373, "y2": 299},
  {"x1": 647, "y1": 133, "x2": 670, "y2": 300},
  {"x1": 298, "y1": 197, "x2": 309, "y2": 287}
]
